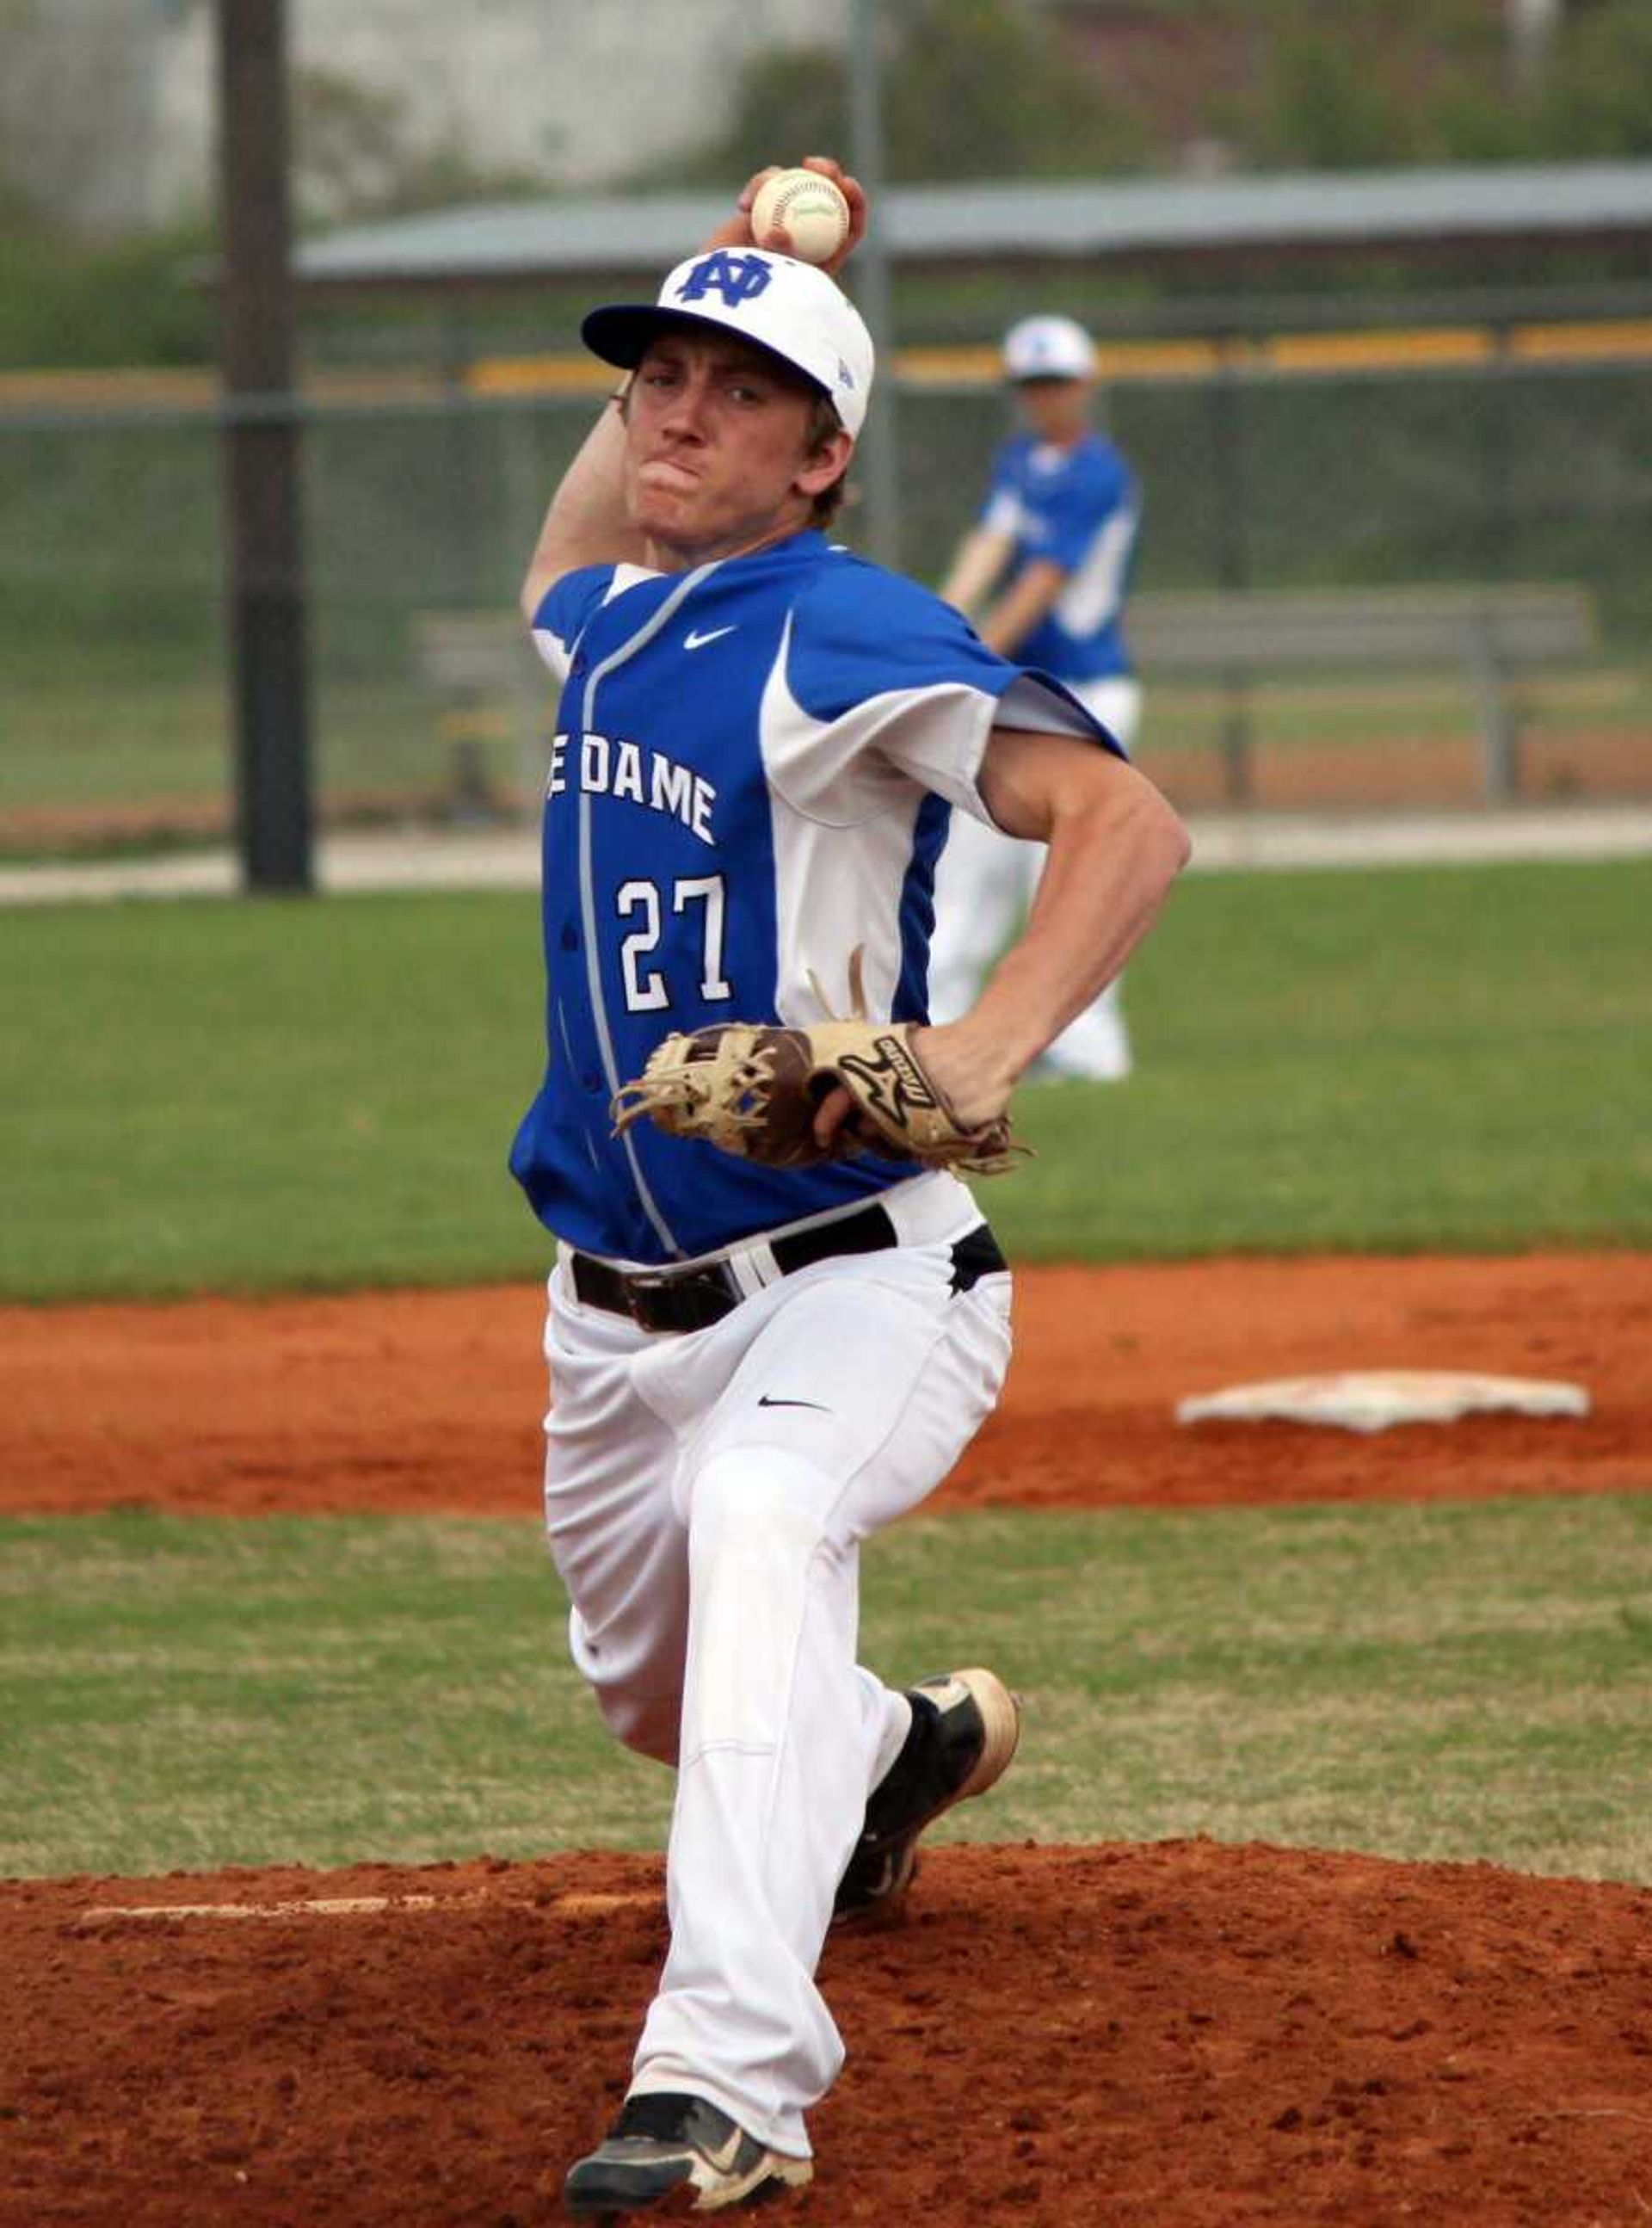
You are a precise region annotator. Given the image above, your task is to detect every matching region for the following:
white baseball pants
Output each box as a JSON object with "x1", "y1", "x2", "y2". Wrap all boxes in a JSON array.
[
  {"x1": 538, "y1": 1173, "x2": 1012, "y2": 2159},
  {"x1": 928, "y1": 676, "x2": 1143, "y2": 1078}
]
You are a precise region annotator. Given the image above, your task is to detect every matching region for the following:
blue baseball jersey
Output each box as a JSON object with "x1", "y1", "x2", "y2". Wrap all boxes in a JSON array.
[
  {"x1": 981, "y1": 430, "x2": 1140, "y2": 682},
  {"x1": 509, "y1": 528, "x2": 1122, "y2": 1266}
]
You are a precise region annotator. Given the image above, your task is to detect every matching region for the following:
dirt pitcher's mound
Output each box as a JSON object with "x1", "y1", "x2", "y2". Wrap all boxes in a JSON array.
[
  {"x1": 5, "y1": 1842, "x2": 1649, "y2": 2227},
  {"x1": 2, "y1": 1251, "x2": 1647, "y2": 1519},
  {"x1": 6, "y1": 1252, "x2": 1649, "y2": 2224}
]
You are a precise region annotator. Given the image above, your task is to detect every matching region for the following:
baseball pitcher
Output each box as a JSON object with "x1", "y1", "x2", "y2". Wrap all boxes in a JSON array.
[{"x1": 509, "y1": 157, "x2": 1190, "y2": 2219}]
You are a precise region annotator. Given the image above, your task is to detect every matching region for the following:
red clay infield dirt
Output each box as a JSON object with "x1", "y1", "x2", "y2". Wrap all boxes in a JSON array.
[{"x1": 4, "y1": 1251, "x2": 1650, "y2": 2227}]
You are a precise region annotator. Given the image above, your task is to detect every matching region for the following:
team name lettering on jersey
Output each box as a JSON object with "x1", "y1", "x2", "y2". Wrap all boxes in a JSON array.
[{"x1": 548, "y1": 732, "x2": 717, "y2": 845}]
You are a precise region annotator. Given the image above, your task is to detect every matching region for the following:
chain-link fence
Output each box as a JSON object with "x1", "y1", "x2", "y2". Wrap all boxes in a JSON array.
[{"x1": 3, "y1": 337, "x2": 1649, "y2": 855}]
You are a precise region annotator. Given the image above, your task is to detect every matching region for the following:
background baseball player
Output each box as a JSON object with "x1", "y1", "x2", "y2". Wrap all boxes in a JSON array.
[
  {"x1": 509, "y1": 158, "x2": 1188, "y2": 2219},
  {"x1": 928, "y1": 314, "x2": 1145, "y2": 1081}
]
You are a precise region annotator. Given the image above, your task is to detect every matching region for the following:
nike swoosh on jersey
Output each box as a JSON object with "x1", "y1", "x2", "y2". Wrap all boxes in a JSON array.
[
  {"x1": 684, "y1": 625, "x2": 737, "y2": 650},
  {"x1": 757, "y1": 1394, "x2": 830, "y2": 1411}
]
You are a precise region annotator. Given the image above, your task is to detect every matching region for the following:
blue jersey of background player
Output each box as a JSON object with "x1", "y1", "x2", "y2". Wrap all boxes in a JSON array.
[
  {"x1": 977, "y1": 409, "x2": 1140, "y2": 683},
  {"x1": 509, "y1": 528, "x2": 1114, "y2": 1265}
]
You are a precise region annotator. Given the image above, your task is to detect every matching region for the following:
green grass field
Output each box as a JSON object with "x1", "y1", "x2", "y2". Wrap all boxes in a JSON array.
[
  {"x1": 4, "y1": 855, "x2": 1649, "y2": 1889},
  {"x1": 5, "y1": 1500, "x2": 1649, "y2": 1884},
  {"x1": 4, "y1": 857, "x2": 1650, "y2": 1300}
]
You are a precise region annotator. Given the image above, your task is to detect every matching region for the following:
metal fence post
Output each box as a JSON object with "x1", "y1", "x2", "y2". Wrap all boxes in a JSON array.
[
  {"x1": 218, "y1": 0, "x2": 313, "y2": 892},
  {"x1": 1211, "y1": 345, "x2": 1253, "y2": 805},
  {"x1": 848, "y1": 0, "x2": 900, "y2": 571},
  {"x1": 1466, "y1": 614, "x2": 1518, "y2": 803}
]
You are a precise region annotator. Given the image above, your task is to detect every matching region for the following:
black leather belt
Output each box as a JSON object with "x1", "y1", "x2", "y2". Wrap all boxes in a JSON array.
[{"x1": 570, "y1": 1207, "x2": 1006, "y2": 1336}]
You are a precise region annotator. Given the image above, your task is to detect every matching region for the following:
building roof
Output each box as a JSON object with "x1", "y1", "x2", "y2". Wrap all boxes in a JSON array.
[{"x1": 295, "y1": 162, "x2": 1652, "y2": 289}]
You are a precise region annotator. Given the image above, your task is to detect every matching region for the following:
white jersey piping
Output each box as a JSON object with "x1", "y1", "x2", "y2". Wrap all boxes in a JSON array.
[{"x1": 578, "y1": 560, "x2": 720, "y2": 1259}]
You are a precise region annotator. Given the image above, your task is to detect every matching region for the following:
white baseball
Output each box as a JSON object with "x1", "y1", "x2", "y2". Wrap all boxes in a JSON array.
[{"x1": 750, "y1": 169, "x2": 851, "y2": 267}]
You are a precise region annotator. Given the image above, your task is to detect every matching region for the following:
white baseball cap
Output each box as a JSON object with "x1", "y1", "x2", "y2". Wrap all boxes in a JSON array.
[
  {"x1": 583, "y1": 247, "x2": 874, "y2": 437},
  {"x1": 1002, "y1": 313, "x2": 1098, "y2": 384}
]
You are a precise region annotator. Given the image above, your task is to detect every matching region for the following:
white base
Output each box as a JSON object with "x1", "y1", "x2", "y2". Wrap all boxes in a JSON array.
[{"x1": 1175, "y1": 1369, "x2": 1590, "y2": 1435}]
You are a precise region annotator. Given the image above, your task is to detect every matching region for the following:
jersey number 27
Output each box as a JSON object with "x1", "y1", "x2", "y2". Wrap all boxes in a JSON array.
[{"x1": 616, "y1": 874, "x2": 732, "y2": 1010}]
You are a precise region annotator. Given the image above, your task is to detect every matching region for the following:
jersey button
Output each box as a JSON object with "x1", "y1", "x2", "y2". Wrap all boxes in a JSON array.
[
  {"x1": 559, "y1": 925, "x2": 578, "y2": 951},
  {"x1": 582, "y1": 1070, "x2": 603, "y2": 1094}
]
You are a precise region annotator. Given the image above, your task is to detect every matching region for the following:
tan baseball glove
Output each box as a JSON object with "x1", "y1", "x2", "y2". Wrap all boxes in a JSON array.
[{"x1": 610, "y1": 956, "x2": 1026, "y2": 1177}]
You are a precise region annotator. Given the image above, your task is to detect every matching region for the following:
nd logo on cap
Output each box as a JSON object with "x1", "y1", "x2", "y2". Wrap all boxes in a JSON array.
[{"x1": 675, "y1": 252, "x2": 774, "y2": 310}]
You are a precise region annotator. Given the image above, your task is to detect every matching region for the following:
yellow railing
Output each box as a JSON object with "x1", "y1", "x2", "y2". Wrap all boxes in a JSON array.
[{"x1": 7, "y1": 318, "x2": 1652, "y2": 413}]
